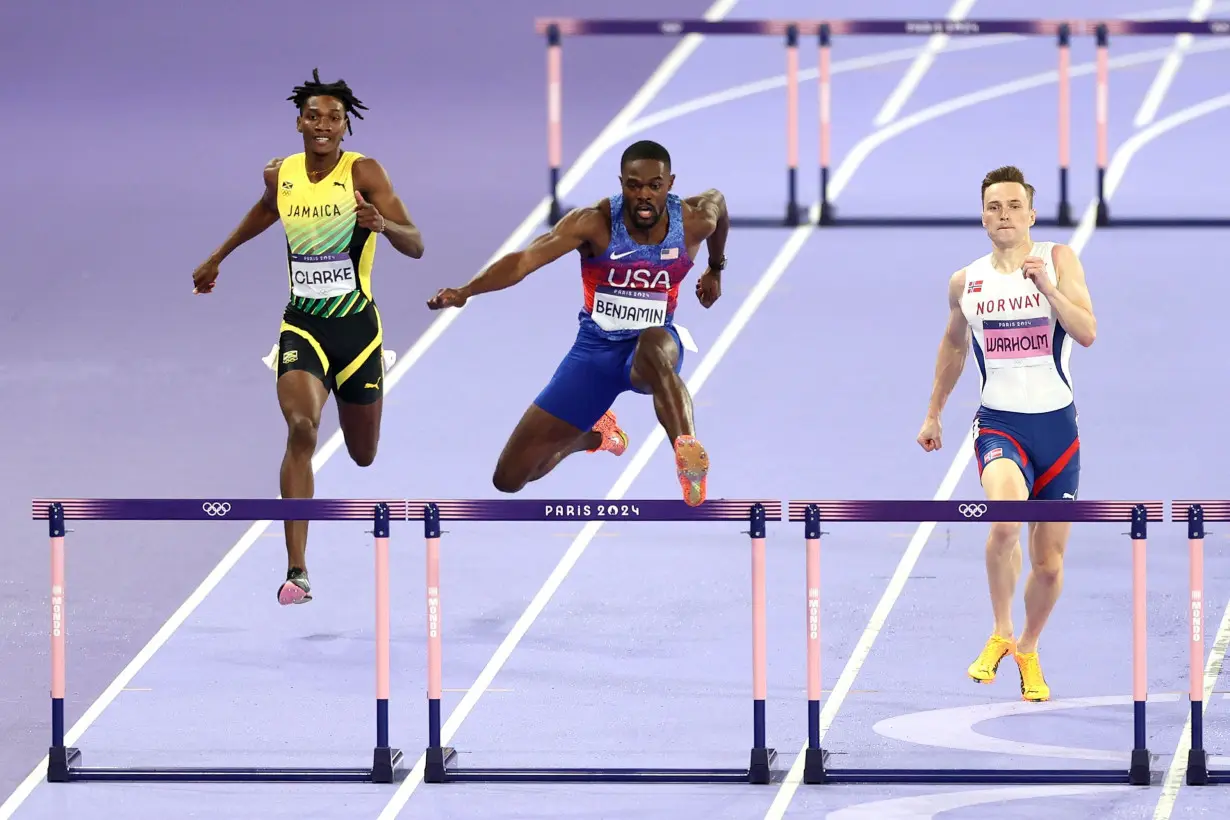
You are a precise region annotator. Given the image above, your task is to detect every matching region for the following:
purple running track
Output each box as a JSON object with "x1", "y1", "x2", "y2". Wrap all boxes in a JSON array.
[{"x1": 4, "y1": 0, "x2": 1230, "y2": 818}]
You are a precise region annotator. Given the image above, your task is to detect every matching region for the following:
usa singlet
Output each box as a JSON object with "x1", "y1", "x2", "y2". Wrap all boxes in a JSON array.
[
  {"x1": 578, "y1": 193, "x2": 695, "y2": 341},
  {"x1": 277, "y1": 151, "x2": 376, "y2": 318},
  {"x1": 960, "y1": 241, "x2": 1074, "y2": 414}
]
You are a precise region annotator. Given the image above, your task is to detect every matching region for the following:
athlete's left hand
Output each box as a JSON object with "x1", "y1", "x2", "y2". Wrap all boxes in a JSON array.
[
  {"x1": 354, "y1": 191, "x2": 387, "y2": 233},
  {"x1": 1022, "y1": 256, "x2": 1056, "y2": 297},
  {"x1": 696, "y1": 269, "x2": 722, "y2": 308}
]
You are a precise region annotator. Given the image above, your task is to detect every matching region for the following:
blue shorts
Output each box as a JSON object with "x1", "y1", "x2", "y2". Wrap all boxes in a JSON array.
[
  {"x1": 973, "y1": 403, "x2": 1080, "y2": 500},
  {"x1": 533, "y1": 324, "x2": 685, "y2": 431}
]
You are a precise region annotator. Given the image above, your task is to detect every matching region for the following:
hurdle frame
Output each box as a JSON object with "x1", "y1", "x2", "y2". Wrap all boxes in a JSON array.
[
  {"x1": 536, "y1": 17, "x2": 1230, "y2": 230},
  {"x1": 1175, "y1": 501, "x2": 1230, "y2": 786},
  {"x1": 34, "y1": 498, "x2": 406, "y2": 784},
  {"x1": 415, "y1": 497, "x2": 781, "y2": 784},
  {"x1": 791, "y1": 498, "x2": 1162, "y2": 786}
]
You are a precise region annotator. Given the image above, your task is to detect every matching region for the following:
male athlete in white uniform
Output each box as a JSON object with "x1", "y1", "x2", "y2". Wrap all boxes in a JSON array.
[{"x1": 916, "y1": 166, "x2": 1097, "y2": 702}]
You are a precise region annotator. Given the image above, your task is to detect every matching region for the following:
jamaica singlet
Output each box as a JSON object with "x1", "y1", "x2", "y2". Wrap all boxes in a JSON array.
[
  {"x1": 578, "y1": 193, "x2": 695, "y2": 342},
  {"x1": 277, "y1": 151, "x2": 376, "y2": 318}
]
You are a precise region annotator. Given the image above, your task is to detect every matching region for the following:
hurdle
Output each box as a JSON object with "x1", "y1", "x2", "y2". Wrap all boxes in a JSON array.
[
  {"x1": 31, "y1": 498, "x2": 406, "y2": 784},
  {"x1": 415, "y1": 497, "x2": 781, "y2": 784},
  {"x1": 790, "y1": 498, "x2": 1162, "y2": 786},
  {"x1": 1174, "y1": 500, "x2": 1230, "y2": 785},
  {"x1": 535, "y1": 17, "x2": 1230, "y2": 229}
]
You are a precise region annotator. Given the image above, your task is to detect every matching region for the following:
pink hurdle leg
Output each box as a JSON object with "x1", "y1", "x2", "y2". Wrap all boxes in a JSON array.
[
  {"x1": 51, "y1": 533, "x2": 66, "y2": 743},
  {"x1": 747, "y1": 503, "x2": 775, "y2": 784},
  {"x1": 785, "y1": 25, "x2": 800, "y2": 224},
  {"x1": 818, "y1": 25, "x2": 832, "y2": 219},
  {"x1": 802, "y1": 504, "x2": 828, "y2": 784},
  {"x1": 422, "y1": 503, "x2": 456, "y2": 783},
  {"x1": 1056, "y1": 23, "x2": 1072, "y2": 223},
  {"x1": 371, "y1": 503, "x2": 402, "y2": 783},
  {"x1": 1127, "y1": 504, "x2": 1150, "y2": 786},
  {"x1": 375, "y1": 516, "x2": 391, "y2": 748},
  {"x1": 1187, "y1": 504, "x2": 1209, "y2": 785},
  {"x1": 1095, "y1": 24, "x2": 1110, "y2": 223},
  {"x1": 47, "y1": 502, "x2": 81, "y2": 782},
  {"x1": 545, "y1": 24, "x2": 563, "y2": 223}
]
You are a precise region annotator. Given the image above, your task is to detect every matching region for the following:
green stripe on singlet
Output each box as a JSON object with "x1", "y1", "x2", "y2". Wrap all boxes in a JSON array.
[{"x1": 286, "y1": 217, "x2": 367, "y2": 317}]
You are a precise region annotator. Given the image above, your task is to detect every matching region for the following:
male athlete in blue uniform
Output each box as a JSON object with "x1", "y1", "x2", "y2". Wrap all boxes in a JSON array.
[
  {"x1": 427, "y1": 140, "x2": 727, "y2": 505},
  {"x1": 917, "y1": 166, "x2": 1096, "y2": 701}
]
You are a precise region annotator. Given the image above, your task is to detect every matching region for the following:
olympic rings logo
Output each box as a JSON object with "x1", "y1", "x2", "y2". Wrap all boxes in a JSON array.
[
  {"x1": 958, "y1": 503, "x2": 988, "y2": 518},
  {"x1": 202, "y1": 502, "x2": 232, "y2": 517}
]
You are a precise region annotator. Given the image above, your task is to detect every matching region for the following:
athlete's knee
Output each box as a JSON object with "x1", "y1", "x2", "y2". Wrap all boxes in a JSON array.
[
  {"x1": 492, "y1": 461, "x2": 528, "y2": 494},
  {"x1": 347, "y1": 441, "x2": 378, "y2": 468},
  {"x1": 285, "y1": 413, "x2": 319, "y2": 454},
  {"x1": 986, "y1": 521, "x2": 1023, "y2": 552}
]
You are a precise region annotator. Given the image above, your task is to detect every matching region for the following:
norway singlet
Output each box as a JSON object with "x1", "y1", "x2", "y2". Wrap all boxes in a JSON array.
[
  {"x1": 960, "y1": 241, "x2": 1074, "y2": 414},
  {"x1": 277, "y1": 151, "x2": 376, "y2": 318},
  {"x1": 577, "y1": 193, "x2": 695, "y2": 342}
]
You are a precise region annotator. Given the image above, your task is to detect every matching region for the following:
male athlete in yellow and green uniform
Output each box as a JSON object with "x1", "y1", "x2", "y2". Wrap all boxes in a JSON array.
[{"x1": 191, "y1": 69, "x2": 424, "y2": 605}]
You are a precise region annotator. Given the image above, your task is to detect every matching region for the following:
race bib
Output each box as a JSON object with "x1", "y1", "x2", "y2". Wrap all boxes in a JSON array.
[
  {"x1": 983, "y1": 317, "x2": 1052, "y2": 366},
  {"x1": 289, "y1": 253, "x2": 357, "y2": 299},
  {"x1": 591, "y1": 286, "x2": 668, "y2": 332}
]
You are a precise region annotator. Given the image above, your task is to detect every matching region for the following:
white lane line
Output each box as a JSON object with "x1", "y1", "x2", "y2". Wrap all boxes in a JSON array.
[
  {"x1": 761, "y1": 90, "x2": 1230, "y2": 820},
  {"x1": 874, "y1": 0, "x2": 979, "y2": 126},
  {"x1": 0, "y1": 1, "x2": 743, "y2": 817},
  {"x1": 1134, "y1": 0, "x2": 1215, "y2": 127}
]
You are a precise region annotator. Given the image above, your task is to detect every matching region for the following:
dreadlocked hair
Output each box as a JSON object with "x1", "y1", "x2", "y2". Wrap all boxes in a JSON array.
[{"x1": 287, "y1": 68, "x2": 368, "y2": 134}]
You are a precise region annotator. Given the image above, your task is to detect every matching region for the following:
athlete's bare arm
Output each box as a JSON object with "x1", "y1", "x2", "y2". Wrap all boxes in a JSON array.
[
  {"x1": 426, "y1": 204, "x2": 607, "y2": 310},
  {"x1": 1046, "y1": 243, "x2": 1096, "y2": 347},
  {"x1": 352, "y1": 157, "x2": 424, "y2": 259},
  {"x1": 684, "y1": 189, "x2": 728, "y2": 309},
  {"x1": 683, "y1": 189, "x2": 729, "y2": 254},
  {"x1": 918, "y1": 270, "x2": 971, "y2": 451},
  {"x1": 191, "y1": 159, "x2": 283, "y2": 294}
]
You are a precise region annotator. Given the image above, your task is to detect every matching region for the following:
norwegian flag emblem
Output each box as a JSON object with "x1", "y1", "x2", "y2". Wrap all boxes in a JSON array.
[{"x1": 967, "y1": 279, "x2": 983, "y2": 293}]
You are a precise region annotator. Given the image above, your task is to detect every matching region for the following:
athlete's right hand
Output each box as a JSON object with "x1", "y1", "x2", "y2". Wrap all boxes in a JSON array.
[
  {"x1": 427, "y1": 287, "x2": 469, "y2": 310},
  {"x1": 192, "y1": 259, "x2": 221, "y2": 294},
  {"x1": 916, "y1": 415, "x2": 943, "y2": 452}
]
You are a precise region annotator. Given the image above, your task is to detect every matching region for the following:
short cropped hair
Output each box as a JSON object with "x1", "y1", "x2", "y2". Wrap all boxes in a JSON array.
[
  {"x1": 981, "y1": 165, "x2": 1035, "y2": 207},
  {"x1": 621, "y1": 140, "x2": 671, "y2": 171}
]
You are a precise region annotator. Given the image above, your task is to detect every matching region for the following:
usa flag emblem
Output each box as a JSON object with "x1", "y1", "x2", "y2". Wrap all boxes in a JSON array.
[{"x1": 660, "y1": 247, "x2": 679, "y2": 260}]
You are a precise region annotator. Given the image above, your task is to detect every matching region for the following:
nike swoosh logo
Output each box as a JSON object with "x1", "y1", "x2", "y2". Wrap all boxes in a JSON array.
[{"x1": 610, "y1": 250, "x2": 637, "y2": 259}]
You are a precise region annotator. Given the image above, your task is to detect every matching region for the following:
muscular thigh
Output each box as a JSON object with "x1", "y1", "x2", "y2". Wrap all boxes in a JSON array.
[
  {"x1": 533, "y1": 328, "x2": 631, "y2": 432},
  {"x1": 627, "y1": 325, "x2": 684, "y2": 393},
  {"x1": 497, "y1": 403, "x2": 589, "y2": 473}
]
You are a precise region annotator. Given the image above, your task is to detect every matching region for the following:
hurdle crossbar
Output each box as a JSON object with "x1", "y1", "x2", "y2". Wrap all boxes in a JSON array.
[
  {"x1": 789, "y1": 498, "x2": 1163, "y2": 786},
  {"x1": 32, "y1": 498, "x2": 407, "y2": 784},
  {"x1": 1173, "y1": 501, "x2": 1230, "y2": 786},
  {"x1": 413, "y1": 497, "x2": 782, "y2": 784},
  {"x1": 536, "y1": 17, "x2": 1230, "y2": 229}
]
